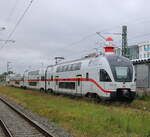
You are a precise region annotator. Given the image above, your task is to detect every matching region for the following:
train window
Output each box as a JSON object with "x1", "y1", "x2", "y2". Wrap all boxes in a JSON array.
[
  {"x1": 63, "y1": 65, "x2": 68, "y2": 72},
  {"x1": 100, "y1": 69, "x2": 112, "y2": 82},
  {"x1": 56, "y1": 62, "x2": 81, "y2": 73},
  {"x1": 70, "y1": 64, "x2": 74, "y2": 71},
  {"x1": 67, "y1": 65, "x2": 71, "y2": 71},
  {"x1": 115, "y1": 67, "x2": 128, "y2": 79},
  {"x1": 59, "y1": 82, "x2": 64, "y2": 88},
  {"x1": 71, "y1": 64, "x2": 76, "y2": 71},
  {"x1": 86, "y1": 73, "x2": 89, "y2": 79},
  {"x1": 29, "y1": 82, "x2": 37, "y2": 86},
  {"x1": 56, "y1": 66, "x2": 61, "y2": 72},
  {"x1": 71, "y1": 63, "x2": 81, "y2": 71},
  {"x1": 70, "y1": 82, "x2": 75, "y2": 89},
  {"x1": 65, "y1": 65, "x2": 69, "y2": 71},
  {"x1": 51, "y1": 75, "x2": 53, "y2": 80},
  {"x1": 62, "y1": 66, "x2": 66, "y2": 72},
  {"x1": 15, "y1": 81, "x2": 20, "y2": 84},
  {"x1": 74, "y1": 63, "x2": 81, "y2": 70},
  {"x1": 59, "y1": 82, "x2": 75, "y2": 89},
  {"x1": 59, "y1": 66, "x2": 63, "y2": 72},
  {"x1": 41, "y1": 76, "x2": 45, "y2": 80}
]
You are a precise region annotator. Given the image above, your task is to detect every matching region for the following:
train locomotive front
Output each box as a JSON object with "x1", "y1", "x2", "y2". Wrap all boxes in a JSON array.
[{"x1": 98, "y1": 54, "x2": 136, "y2": 101}]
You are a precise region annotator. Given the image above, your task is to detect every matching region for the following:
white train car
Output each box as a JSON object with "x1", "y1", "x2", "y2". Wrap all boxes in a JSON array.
[
  {"x1": 9, "y1": 53, "x2": 136, "y2": 101},
  {"x1": 10, "y1": 74, "x2": 23, "y2": 88},
  {"x1": 23, "y1": 70, "x2": 45, "y2": 90},
  {"x1": 8, "y1": 74, "x2": 15, "y2": 86},
  {"x1": 45, "y1": 54, "x2": 136, "y2": 100}
]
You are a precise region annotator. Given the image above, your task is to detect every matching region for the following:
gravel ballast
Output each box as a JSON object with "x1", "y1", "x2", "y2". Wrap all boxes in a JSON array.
[{"x1": 0, "y1": 97, "x2": 74, "y2": 137}]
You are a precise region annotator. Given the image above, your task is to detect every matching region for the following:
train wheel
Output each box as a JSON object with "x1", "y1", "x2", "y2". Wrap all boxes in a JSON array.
[
  {"x1": 40, "y1": 88, "x2": 44, "y2": 92},
  {"x1": 95, "y1": 94, "x2": 101, "y2": 103},
  {"x1": 47, "y1": 88, "x2": 53, "y2": 94},
  {"x1": 23, "y1": 86, "x2": 27, "y2": 90},
  {"x1": 86, "y1": 93, "x2": 93, "y2": 98},
  {"x1": 87, "y1": 93, "x2": 101, "y2": 103}
]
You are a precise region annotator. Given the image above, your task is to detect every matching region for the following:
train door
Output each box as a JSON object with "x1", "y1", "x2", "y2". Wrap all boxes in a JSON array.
[
  {"x1": 76, "y1": 75, "x2": 82, "y2": 96},
  {"x1": 100, "y1": 69, "x2": 111, "y2": 90},
  {"x1": 55, "y1": 76, "x2": 59, "y2": 92}
]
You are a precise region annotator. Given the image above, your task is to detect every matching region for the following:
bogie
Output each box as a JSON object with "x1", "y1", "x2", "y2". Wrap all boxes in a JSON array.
[{"x1": 40, "y1": 88, "x2": 45, "y2": 92}]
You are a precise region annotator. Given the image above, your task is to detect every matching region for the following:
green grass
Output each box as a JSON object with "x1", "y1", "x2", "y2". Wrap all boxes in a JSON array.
[
  {"x1": 136, "y1": 95, "x2": 150, "y2": 101},
  {"x1": 131, "y1": 95, "x2": 150, "y2": 112},
  {"x1": 0, "y1": 86, "x2": 150, "y2": 137}
]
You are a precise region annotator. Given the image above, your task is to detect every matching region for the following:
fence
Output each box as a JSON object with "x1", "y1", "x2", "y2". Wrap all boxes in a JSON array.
[{"x1": 133, "y1": 58, "x2": 150, "y2": 96}]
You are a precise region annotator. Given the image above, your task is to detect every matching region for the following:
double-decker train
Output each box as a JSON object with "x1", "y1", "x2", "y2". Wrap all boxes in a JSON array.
[{"x1": 9, "y1": 52, "x2": 136, "y2": 101}]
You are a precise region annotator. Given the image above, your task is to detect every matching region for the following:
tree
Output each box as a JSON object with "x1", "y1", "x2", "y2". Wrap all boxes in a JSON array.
[{"x1": 0, "y1": 71, "x2": 14, "y2": 82}]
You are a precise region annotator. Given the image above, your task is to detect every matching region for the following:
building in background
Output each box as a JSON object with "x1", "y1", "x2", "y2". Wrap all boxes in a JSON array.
[
  {"x1": 138, "y1": 42, "x2": 150, "y2": 58},
  {"x1": 128, "y1": 44, "x2": 139, "y2": 60},
  {"x1": 97, "y1": 41, "x2": 150, "y2": 60},
  {"x1": 118, "y1": 41, "x2": 150, "y2": 60},
  {"x1": 128, "y1": 42, "x2": 150, "y2": 59}
]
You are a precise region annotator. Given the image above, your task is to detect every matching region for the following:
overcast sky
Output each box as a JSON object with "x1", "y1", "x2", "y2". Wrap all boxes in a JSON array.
[{"x1": 0, "y1": 0, "x2": 150, "y2": 73}]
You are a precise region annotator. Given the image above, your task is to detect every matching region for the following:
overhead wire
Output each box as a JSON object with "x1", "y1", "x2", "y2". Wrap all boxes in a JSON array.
[
  {"x1": 2, "y1": 3, "x2": 150, "y2": 63},
  {"x1": 1, "y1": 3, "x2": 150, "y2": 72},
  {"x1": 67, "y1": 33, "x2": 96, "y2": 48},
  {"x1": 61, "y1": 15, "x2": 150, "y2": 61},
  {"x1": 66, "y1": 31, "x2": 107, "y2": 50},
  {"x1": 0, "y1": 0, "x2": 34, "y2": 50}
]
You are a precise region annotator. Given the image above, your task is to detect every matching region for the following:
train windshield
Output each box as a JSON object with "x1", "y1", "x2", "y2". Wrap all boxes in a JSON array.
[
  {"x1": 115, "y1": 67, "x2": 128, "y2": 79},
  {"x1": 106, "y1": 55, "x2": 133, "y2": 82}
]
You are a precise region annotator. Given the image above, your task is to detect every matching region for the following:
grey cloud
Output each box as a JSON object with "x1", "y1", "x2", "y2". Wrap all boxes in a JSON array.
[{"x1": 0, "y1": 0, "x2": 150, "y2": 73}]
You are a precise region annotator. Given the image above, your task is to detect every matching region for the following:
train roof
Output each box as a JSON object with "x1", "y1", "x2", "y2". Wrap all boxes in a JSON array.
[
  {"x1": 51, "y1": 53, "x2": 98, "y2": 67},
  {"x1": 47, "y1": 53, "x2": 130, "y2": 68}
]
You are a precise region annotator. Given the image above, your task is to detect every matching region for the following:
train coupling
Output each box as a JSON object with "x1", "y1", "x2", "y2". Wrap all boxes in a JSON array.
[{"x1": 110, "y1": 88, "x2": 136, "y2": 101}]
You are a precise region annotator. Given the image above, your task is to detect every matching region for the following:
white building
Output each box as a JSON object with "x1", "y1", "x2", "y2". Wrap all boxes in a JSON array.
[
  {"x1": 109, "y1": 41, "x2": 150, "y2": 59},
  {"x1": 138, "y1": 42, "x2": 150, "y2": 59}
]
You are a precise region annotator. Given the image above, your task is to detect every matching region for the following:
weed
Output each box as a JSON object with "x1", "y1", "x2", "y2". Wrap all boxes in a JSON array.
[{"x1": 0, "y1": 86, "x2": 149, "y2": 137}]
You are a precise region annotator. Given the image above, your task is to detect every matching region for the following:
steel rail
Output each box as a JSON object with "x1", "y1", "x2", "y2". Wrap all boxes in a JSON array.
[
  {"x1": 0, "y1": 97, "x2": 55, "y2": 137},
  {"x1": 0, "y1": 119, "x2": 13, "y2": 137}
]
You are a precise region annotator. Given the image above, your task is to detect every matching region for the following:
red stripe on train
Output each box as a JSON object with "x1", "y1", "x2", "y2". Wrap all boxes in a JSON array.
[{"x1": 10, "y1": 78, "x2": 112, "y2": 93}]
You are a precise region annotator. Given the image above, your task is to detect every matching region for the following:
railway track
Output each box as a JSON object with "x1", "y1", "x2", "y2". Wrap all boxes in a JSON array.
[
  {"x1": 0, "y1": 97, "x2": 55, "y2": 137},
  {"x1": 0, "y1": 120, "x2": 13, "y2": 137}
]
